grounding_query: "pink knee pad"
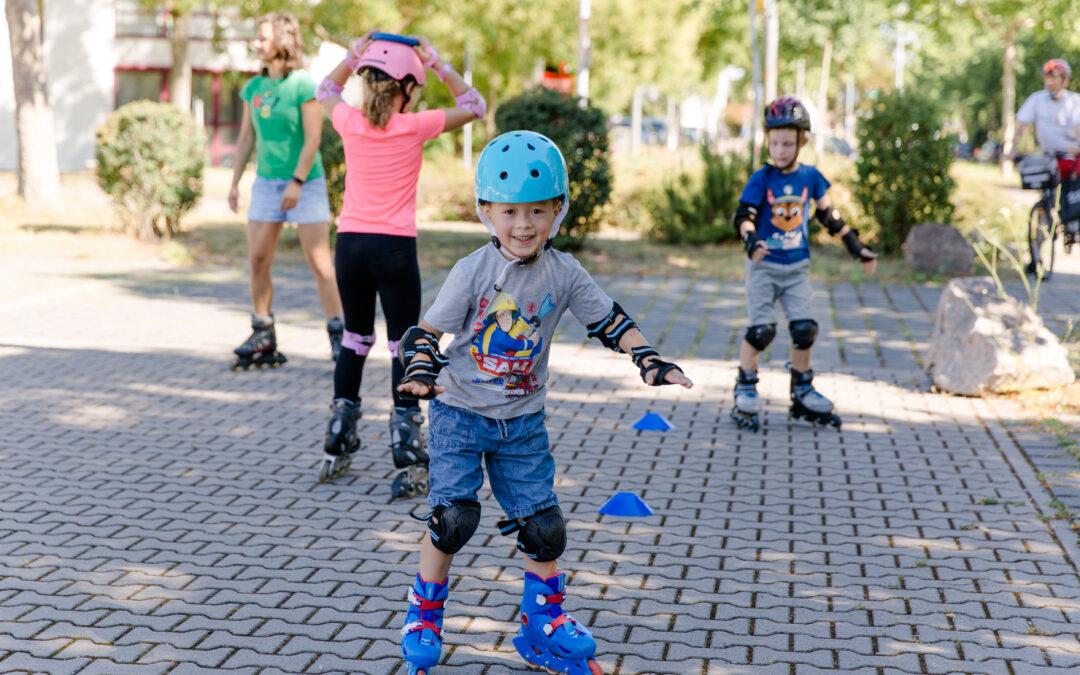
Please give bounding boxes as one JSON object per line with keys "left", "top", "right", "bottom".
{"left": 388, "top": 339, "right": 400, "bottom": 359}
{"left": 342, "top": 331, "right": 375, "bottom": 356}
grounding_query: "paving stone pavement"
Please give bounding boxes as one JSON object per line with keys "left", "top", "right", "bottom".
{"left": 1, "top": 252, "right": 1079, "bottom": 675}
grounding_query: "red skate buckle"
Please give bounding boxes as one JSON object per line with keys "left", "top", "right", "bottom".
{"left": 409, "top": 590, "right": 445, "bottom": 610}
{"left": 543, "top": 613, "right": 572, "bottom": 636}
{"left": 406, "top": 619, "right": 442, "bottom": 637}
{"left": 540, "top": 591, "right": 564, "bottom": 605}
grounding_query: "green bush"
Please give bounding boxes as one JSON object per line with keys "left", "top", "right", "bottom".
{"left": 648, "top": 145, "right": 747, "bottom": 245}
{"left": 495, "top": 88, "right": 612, "bottom": 251}
{"left": 854, "top": 91, "right": 955, "bottom": 255}
{"left": 95, "top": 101, "right": 205, "bottom": 238}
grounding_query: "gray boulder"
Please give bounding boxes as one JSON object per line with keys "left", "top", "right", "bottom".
{"left": 926, "top": 277, "right": 1075, "bottom": 395}
{"left": 904, "top": 224, "right": 974, "bottom": 277}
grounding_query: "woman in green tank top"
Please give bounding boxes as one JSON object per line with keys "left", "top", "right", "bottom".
{"left": 226, "top": 12, "right": 344, "bottom": 369}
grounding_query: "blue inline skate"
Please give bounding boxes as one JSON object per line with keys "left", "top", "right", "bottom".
{"left": 401, "top": 574, "right": 448, "bottom": 675}
{"left": 513, "top": 572, "right": 602, "bottom": 675}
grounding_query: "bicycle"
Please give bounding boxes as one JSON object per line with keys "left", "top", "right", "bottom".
{"left": 1017, "top": 152, "right": 1078, "bottom": 280}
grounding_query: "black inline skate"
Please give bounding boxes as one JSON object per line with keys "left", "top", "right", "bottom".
{"left": 327, "top": 317, "right": 344, "bottom": 362}
{"left": 789, "top": 367, "right": 841, "bottom": 430}
{"left": 231, "top": 314, "right": 287, "bottom": 370}
{"left": 390, "top": 406, "right": 429, "bottom": 499}
{"left": 320, "top": 398, "right": 361, "bottom": 482}
{"left": 730, "top": 367, "right": 763, "bottom": 432}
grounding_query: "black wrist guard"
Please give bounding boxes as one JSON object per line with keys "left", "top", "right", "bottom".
{"left": 742, "top": 230, "right": 763, "bottom": 258}
{"left": 631, "top": 346, "right": 683, "bottom": 386}
{"left": 814, "top": 206, "right": 846, "bottom": 235}
{"left": 398, "top": 325, "right": 448, "bottom": 398}
{"left": 401, "top": 360, "right": 440, "bottom": 399}
{"left": 841, "top": 229, "right": 873, "bottom": 261}
{"left": 586, "top": 302, "right": 637, "bottom": 353}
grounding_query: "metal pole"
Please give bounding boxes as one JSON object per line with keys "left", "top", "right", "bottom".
{"left": 763, "top": 0, "right": 778, "bottom": 103}
{"left": 463, "top": 49, "right": 473, "bottom": 169}
{"left": 631, "top": 85, "right": 643, "bottom": 157}
{"left": 749, "top": 0, "right": 761, "bottom": 168}
{"left": 576, "top": 0, "right": 591, "bottom": 103}
{"left": 894, "top": 20, "right": 905, "bottom": 91}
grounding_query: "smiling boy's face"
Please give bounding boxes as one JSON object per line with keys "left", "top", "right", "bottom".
{"left": 481, "top": 199, "right": 560, "bottom": 260}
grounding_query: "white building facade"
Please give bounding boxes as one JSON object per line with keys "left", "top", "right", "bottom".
{"left": 0, "top": 0, "right": 261, "bottom": 172}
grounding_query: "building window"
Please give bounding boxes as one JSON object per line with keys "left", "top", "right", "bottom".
{"left": 116, "top": 69, "right": 166, "bottom": 107}
{"left": 114, "top": 1, "right": 254, "bottom": 40}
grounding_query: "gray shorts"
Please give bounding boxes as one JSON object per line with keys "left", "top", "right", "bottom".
{"left": 745, "top": 258, "right": 814, "bottom": 326}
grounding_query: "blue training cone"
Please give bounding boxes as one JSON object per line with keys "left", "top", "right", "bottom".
{"left": 599, "top": 492, "right": 654, "bottom": 517}
{"left": 632, "top": 412, "right": 674, "bottom": 431}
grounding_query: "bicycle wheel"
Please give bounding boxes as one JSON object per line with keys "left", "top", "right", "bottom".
{"left": 1027, "top": 200, "right": 1056, "bottom": 279}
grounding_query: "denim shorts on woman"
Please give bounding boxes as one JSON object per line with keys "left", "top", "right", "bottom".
{"left": 247, "top": 175, "right": 331, "bottom": 224}
{"left": 426, "top": 398, "right": 559, "bottom": 520}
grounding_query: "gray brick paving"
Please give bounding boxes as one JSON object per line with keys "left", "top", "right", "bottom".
{"left": 1, "top": 253, "right": 1079, "bottom": 674}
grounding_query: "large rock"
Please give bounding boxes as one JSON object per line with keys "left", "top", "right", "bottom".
{"left": 904, "top": 224, "right": 974, "bottom": 277}
{"left": 926, "top": 277, "right": 1075, "bottom": 396}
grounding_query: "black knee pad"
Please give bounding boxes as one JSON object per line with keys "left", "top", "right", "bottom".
{"left": 497, "top": 505, "right": 566, "bottom": 562}
{"left": 744, "top": 323, "right": 777, "bottom": 352}
{"left": 789, "top": 319, "right": 818, "bottom": 350}
{"left": 428, "top": 499, "right": 481, "bottom": 555}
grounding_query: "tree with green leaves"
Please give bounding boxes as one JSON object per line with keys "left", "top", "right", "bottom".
{"left": 915, "top": 0, "right": 1074, "bottom": 169}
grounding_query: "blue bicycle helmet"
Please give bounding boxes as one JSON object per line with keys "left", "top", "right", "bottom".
{"left": 476, "top": 131, "right": 570, "bottom": 240}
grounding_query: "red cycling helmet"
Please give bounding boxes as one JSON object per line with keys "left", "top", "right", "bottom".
{"left": 764, "top": 96, "right": 811, "bottom": 132}
{"left": 1043, "top": 59, "right": 1072, "bottom": 79}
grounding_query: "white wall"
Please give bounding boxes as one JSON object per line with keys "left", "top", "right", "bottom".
{"left": 44, "top": 0, "right": 116, "bottom": 171}
{"left": 0, "top": 7, "right": 16, "bottom": 172}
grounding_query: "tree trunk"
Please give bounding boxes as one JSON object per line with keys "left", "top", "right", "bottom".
{"left": 169, "top": 9, "right": 192, "bottom": 113}
{"left": 814, "top": 38, "right": 832, "bottom": 160}
{"left": 5, "top": 0, "right": 60, "bottom": 205}
{"left": 1000, "top": 18, "right": 1017, "bottom": 175}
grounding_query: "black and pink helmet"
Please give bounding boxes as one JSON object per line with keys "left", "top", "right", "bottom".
{"left": 764, "top": 96, "right": 811, "bottom": 132}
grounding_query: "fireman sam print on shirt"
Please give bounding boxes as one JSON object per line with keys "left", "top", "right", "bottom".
{"left": 252, "top": 91, "right": 275, "bottom": 119}
{"left": 469, "top": 292, "right": 556, "bottom": 399}
{"left": 764, "top": 184, "right": 808, "bottom": 250}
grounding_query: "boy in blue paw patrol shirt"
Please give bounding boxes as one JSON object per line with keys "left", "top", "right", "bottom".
{"left": 730, "top": 96, "right": 877, "bottom": 433}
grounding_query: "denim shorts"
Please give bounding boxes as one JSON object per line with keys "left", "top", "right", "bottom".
{"left": 247, "top": 175, "right": 331, "bottom": 224}
{"left": 427, "top": 398, "right": 558, "bottom": 520}
{"left": 745, "top": 258, "right": 814, "bottom": 326}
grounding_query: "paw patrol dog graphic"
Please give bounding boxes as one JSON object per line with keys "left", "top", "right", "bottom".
{"left": 765, "top": 184, "right": 808, "bottom": 250}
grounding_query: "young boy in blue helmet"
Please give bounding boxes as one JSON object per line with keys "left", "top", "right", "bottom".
{"left": 731, "top": 96, "right": 877, "bottom": 433}
{"left": 393, "top": 130, "right": 693, "bottom": 675}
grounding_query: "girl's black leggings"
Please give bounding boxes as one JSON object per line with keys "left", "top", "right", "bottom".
{"left": 333, "top": 232, "right": 421, "bottom": 409}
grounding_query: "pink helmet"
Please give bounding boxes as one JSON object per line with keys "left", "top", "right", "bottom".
{"left": 357, "top": 39, "right": 425, "bottom": 85}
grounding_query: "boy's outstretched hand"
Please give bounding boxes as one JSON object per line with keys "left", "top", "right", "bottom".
{"left": 654, "top": 367, "right": 694, "bottom": 389}
{"left": 396, "top": 379, "right": 446, "bottom": 398}
{"left": 859, "top": 249, "right": 879, "bottom": 275}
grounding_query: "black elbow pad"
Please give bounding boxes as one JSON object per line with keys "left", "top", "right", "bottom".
{"left": 814, "top": 206, "right": 846, "bottom": 236}
{"left": 734, "top": 201, "right": 759, "bottom": 230}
